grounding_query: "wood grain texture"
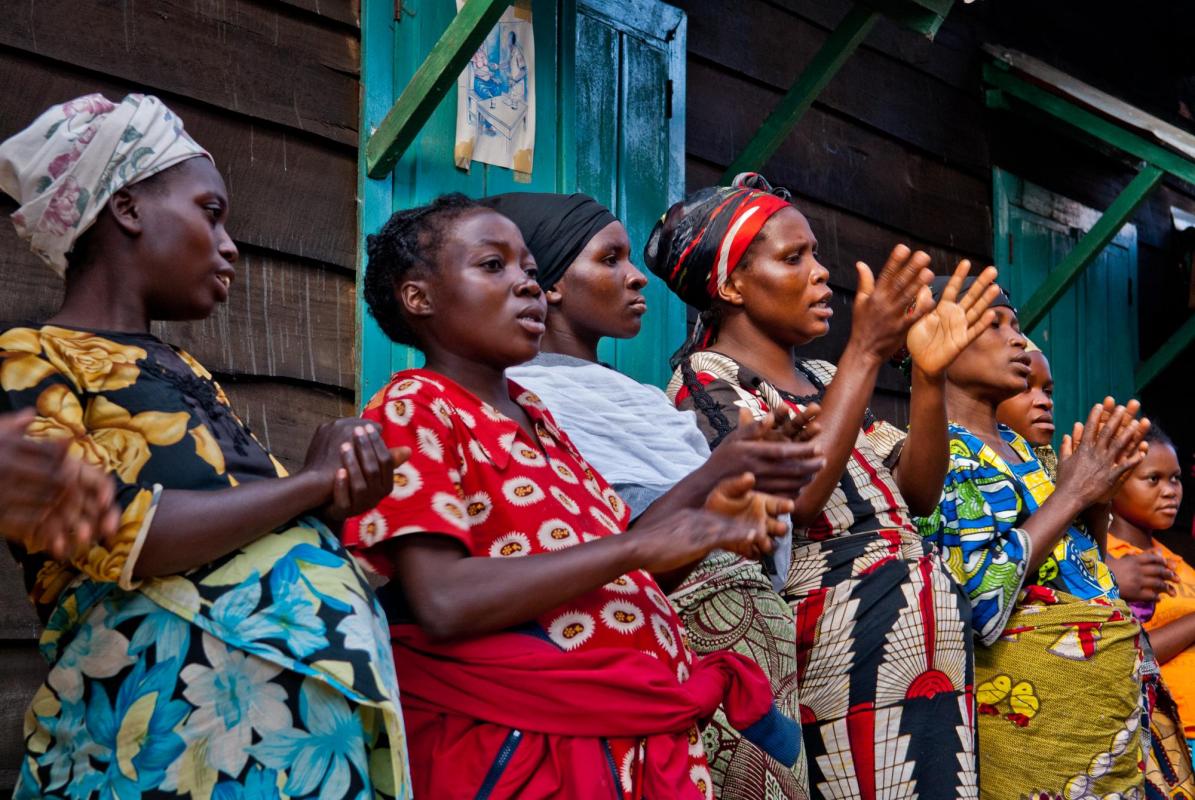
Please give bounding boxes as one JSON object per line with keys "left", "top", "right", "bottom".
{"left": 686, "top": 60, "right": 992, "bottom": 256}
{"left": 219, "top": 379, "right": 356, "bottom": 471}
{"left": 278, "top": 0, "right": 360, "bottom": 27}
{"left": 0, "top": 0, "right": 360, "bottom": 146}
{"left": 0, "top": 52, "right": 359, "bottom": 270}
{"left": 0, "top": 557, "right": 39, "bottom": 642}
{"left": 0, "top": 643, "right": 44, "bottom": 793}
{"left": 675, "top": 0, "right": 989, "bottom": 176}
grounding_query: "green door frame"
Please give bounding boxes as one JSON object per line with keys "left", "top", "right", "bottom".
{"left": 983, "top": 55, "right": 1195, "bottom": 389}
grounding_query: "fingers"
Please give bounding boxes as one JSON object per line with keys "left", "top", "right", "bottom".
{"left": 761, "top": 492, "right": 795, "bottom": 519}
{"left": 964, "top": 282, "right": 1001, "bottom": 326}
{"left": 963, "top": 309, "right": 997, "bottom": 348}
{"left": 907, "top": 285, "right": 935, "bottom": 324}
{"left": 713, "top": 472, "right": 756, "bottom": 503}
{"left": 0, "top": 408, "right": 35, "bottom": 435}
{"left": 960, "top": 265, "right": 999, "bottom": 314}
{"left": 1094, "top": 404, "right": 1128, "bottom": 449}
{"left": 389, "top": 446, "right": 412, "bottom": 467}
{"left": 890, "top": 248, "right": 934, "bottom": 298}
{"left": 737, "top": 406, "right": 770, "bottom": 441}
{"left": 937, "top": 259, "right": 970, "bottom": 306}
{"left": 777, "top": 404, "right": 820, "bottom": 441}
{"left": 340, "top": 441, "right": 368, "bottom": 499}
{"left": 331, "top": 467, "right": 350, "bottom": 514}
{"left": 877, "top": 244, "right": 912, "bottom": 284}
{"left": 854, "top": 261, "right": 876, "bottom": 300}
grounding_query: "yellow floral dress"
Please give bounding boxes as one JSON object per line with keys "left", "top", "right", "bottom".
{"left": 0, "top": 324, "right": 411, "bottom": 800}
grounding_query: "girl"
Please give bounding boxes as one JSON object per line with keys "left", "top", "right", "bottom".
{"left": 345, "top": 193, "right": 801, "bottom": 799}
{"left": 490, "top": 190, "right": 826, "bottom": 798}
{"left": 649, "top": 173, "right": 995, "bottom": 797}
{"left": 0, "top": 94, "right": 411, "bottom": 799}
{"left": 919, "top": 283, "right": 1153, "bottom": 796}
{"left": 1109, "top": 426, "right": 1195, "bottom": 779}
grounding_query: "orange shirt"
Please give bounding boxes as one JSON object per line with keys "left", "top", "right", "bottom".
{"left": 1108, "top": 534, "right": 1195, "bottom": 737}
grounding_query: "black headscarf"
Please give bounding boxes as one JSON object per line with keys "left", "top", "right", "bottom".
{"left": 930, "top": 276, "right": 1015, "bottom": 313}
{"left": 480, "top": 192, "right": 618, "bottom": 290}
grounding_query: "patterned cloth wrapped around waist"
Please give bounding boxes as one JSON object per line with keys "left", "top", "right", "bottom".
{"left": 973, "top": 587, "right": 1147, "bottom": 799}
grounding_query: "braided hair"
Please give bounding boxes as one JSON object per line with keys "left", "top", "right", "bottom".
{"left": 363, "top": 193, "right": 483, "bottom": 347}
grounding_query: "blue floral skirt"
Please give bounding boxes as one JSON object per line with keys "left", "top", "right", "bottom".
{"left": 15, "top": 592, "right": 398, "bottom": 800}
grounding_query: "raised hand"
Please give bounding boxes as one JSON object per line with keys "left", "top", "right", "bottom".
{"left": 906, "top": 260, "right": 1000, "bottom": 377}
{"left": 849, "top": 244, "right": 935, "bottom": 361}
{"left": 704, "top": 471, "right": 794, "bottom": 540}
{"left": 1056, "top": 402, "right": 1150, "bottom": 508}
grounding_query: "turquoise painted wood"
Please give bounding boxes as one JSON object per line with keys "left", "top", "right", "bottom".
{"left": 572, "top": 0, "right": 688, "bottom": 387}
{"left": 358, "top": 0, "right": 688, "bottom": 402}
{"left": 992, "top": 168, "right": 1139, "bottom": 446}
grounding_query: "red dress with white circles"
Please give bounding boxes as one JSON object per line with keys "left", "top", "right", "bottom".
{"left": 344, "top": 370, "right": 712, "bottom": 800}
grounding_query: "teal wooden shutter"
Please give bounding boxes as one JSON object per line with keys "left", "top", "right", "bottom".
{"left": 566, "top": 0, "right": 688, "bottom": 387}
{"left": 993, "top": 168, "right": 1139, "bottom": 444}
{"left": 358, "top": 0, "right": 687, "bottom": 403}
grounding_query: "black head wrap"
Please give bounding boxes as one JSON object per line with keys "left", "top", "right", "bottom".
{"left": 930, "top": 276, "right": 1015, "bottom": 313}
{"left": 480, "top": 192, "right": 618, "bottom": 290}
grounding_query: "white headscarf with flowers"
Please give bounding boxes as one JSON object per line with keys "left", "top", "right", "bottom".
{"left": 0, "top": 93, "right": 211, "bottom": 276}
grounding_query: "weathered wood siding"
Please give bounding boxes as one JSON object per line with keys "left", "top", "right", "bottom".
{"left": 0, "top": 1, "right": 360, "bottom": 787}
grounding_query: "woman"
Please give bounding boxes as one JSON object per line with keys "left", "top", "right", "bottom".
{"left": 0, "top": 94, "right": 411, "bottom": 799}
{"left": 345, "top": 192, "right": 802, "bottom": 799}
{"left": 1109, "top": 425, "right": 1195, "bottom": 780}
{"left": 649, "top": 173, "right": 994, "bottom": 797}
{"left": 917, "top": 285, "right": 1154, "bottom": 796}
{"left": 488, "top": 191, "right": 825, "bottom": 798}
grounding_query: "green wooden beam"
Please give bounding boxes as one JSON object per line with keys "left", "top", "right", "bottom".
{"left": 721, "top": 3, "right": 879, "bottom": 182}
{"left": 365, "top": 0, "right": 511, "bottom": 179}
{"left": 984, "top": 63, "right": 1195, "bottom": 186}
{"left": 1136, "top": 313, "right": 1195, "bottom": 392}
{"left": 1019, "top": 164, "right": 1164, "bottom": 333}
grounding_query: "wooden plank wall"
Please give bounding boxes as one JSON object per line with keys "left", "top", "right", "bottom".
{"left": 0, "top": 0, "right": 360, "bottom": 788}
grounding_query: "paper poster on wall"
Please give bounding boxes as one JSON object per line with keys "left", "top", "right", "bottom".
{"left": 454, "top": 0, "right": 534, "bottom": 182}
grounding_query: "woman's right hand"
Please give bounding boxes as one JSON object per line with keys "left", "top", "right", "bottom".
{"left": 848, "top": 244, "right": 935, "bottom": 361}
{"left": 631, "top": 504, "right": 776, "bottom": 574}
{"left": 1108, "top": 552, "right": 1177, "bottom": 603}
{"left": 1056, "top": 402, "right": 1149, "bottom": 508}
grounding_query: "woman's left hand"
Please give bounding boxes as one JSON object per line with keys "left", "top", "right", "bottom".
{"left": 324, "top": 424, "right": 411, "bottom": 521}
{"left": 906, "top": 260, "right": 1000, "bottom": 378}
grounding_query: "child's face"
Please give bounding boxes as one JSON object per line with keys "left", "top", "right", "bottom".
{"left": 996, "top": 351, "right": 1055, "bottom": 446}
{"left": 413, "top": 209, "right": 547, "bottom": 369}
{"left": 1113, "top": 442, "right": 1183, "bottom": 532}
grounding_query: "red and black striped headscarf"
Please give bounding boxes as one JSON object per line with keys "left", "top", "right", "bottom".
{"left": 643, "top": 173, "right": 792, "bottom": 311}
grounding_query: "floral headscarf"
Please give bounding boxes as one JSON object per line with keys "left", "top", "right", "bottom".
{"left": 0, "top": 93, "right": 211, "bottom": 276}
